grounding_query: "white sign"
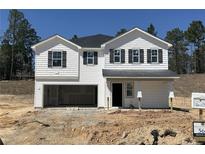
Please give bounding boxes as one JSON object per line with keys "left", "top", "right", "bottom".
{"left": 137, "top": 91, "right": 142, "bottom": 98}
{"left": 169, "top": 91, "right": 175, "bottom": 98}
{"left": 192, "top": 93, "right": 205, "bottom": 109}
{"left": 193, "top": 121, "right": 205, "bottom": 137}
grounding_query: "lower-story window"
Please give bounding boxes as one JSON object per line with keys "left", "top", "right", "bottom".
{"left": 126, "top": 82, "right": 134, "bottom": 97}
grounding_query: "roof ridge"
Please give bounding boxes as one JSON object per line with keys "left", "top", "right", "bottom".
{"left": 72, "top": 34, "right": 113, "bottom": 39}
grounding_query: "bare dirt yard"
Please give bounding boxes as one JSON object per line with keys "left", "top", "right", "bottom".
{"left": 0, "top": 95, "right": 204, "bottom": 145}
{"left": 0, "top": 74, "right": 205, "bottom": 145}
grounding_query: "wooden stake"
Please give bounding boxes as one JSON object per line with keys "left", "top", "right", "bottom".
{"left": 107, "top": 97, "right": 109, "bottom": 110}
{"left": 138, "top": 98, "right": 141, "bottom": 111}
{"left": 170, "top": 98, "right": 173, "bottom": 112}
{"left": 199, "top": 109, "right": 203, "bottom": 120}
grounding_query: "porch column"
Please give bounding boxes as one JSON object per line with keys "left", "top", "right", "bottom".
{"left": 105, "top": 79, "right": 111, "bottom": 108}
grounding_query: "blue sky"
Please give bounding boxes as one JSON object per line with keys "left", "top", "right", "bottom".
{"left": 1, "top": 9, "right": 205, "bottom": 40}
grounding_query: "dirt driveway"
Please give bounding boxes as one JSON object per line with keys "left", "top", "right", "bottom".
{"left": 0, "top": 95, "right": 203, "bottom": 145}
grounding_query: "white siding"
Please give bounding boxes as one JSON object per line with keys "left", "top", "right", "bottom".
{"left": 104, "top": 37, "right": 168, "bottom": 70}
{"left": 34, "top": 49, "right": 106, "bottom": 108}
{"left": 79, "top": 49, "right": 105, "bottom": 107}
{"left": 124, "top": 80, "right": 170, "bottom": 108}
{"left": 35, "top": 43, "right": 79, "bottom": 78}
{"left": 107, "top": 80, "right": 170, "bottom": 109}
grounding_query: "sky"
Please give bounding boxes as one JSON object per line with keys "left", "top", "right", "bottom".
{"left": 1, "top": 9, "right": 205, "bottom": 40}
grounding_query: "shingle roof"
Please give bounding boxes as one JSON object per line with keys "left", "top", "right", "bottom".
{"left": 70, "top": 34, "right": 114, "bottom": 48}
{"left": 102, "top": 69, "right": 179, "bottom": 78}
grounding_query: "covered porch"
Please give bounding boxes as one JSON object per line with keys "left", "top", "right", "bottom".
{"left": 103, "top": 69, "right": 179, "bottom": 109}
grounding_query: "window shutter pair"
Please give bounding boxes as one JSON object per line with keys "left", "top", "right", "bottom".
{"left": 147, "top": 49, "right": 163, "bottom": 63}
{"left": 110, "top": 49, "right": 125, "bottom": 63}
{"left": 83, "top": 51, "right": 98, "bottom": 65}
{"left": 48, "top": 51, "right": 66, "bottom": 68}
{"left": 128, "top": 49, "right": 144, "bottom": 63}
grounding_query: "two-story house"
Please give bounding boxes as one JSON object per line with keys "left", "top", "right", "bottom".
{"left": 31, "top": 27, "right": 179, "bottom": 109}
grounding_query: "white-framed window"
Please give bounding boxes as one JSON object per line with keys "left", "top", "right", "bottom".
{"left": 132, "top": 49, "right": 140, "bottom": 63}
{"left": 87, "top": 51, "right": 94, "bottom": 64}
{"left": 114, "top": 49, "right": 121, "bottom": 63}
{"left": 52, "top": 51, "right": 62, "bottom": 67}
{"left": 151, "top": 49, "right": 158, "bottom": 63}
{"left": 126, "top": 82, "right": 134, "bottom": 97}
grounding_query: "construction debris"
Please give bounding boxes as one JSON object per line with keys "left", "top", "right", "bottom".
{"left": 161, "top": 129, "right": 177, "bottom": 137}
{"left": 0, "top": 138, "right": 4, "bottom": 145}
{"left": 151, "top": 129, "right": 159, "bottom": 145}
{"left": 121, "top": 131, "right": 129, "bottom": 139}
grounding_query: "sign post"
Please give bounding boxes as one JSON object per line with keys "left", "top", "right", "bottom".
{"left": 199, "top": 109, "right": 203, "bottom": 121}
{"left": 137, "top": 91, "right": 142, "bottom": 111}
{"left": 192, "top": 93, "right": 205, "bottom": 143}
{"left": 107, "top": 97, "right": 109, "bottom": 110}
{"left": 169, "top": 91, "right": 175, "bottom": 112}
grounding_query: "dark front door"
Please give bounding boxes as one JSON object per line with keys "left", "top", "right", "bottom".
{"left": 112, "top": 83, "right": 122, "bottom": 107}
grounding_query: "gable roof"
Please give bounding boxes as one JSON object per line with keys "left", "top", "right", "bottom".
{"left": 31, "top": 26, "right": 172, "bottom": 51}
{"left": 70, "top": 34, "right": 113, "bottom": 48}
{"left": 31, "top": 35, "right": 82, "bottom": 51}
{"left": 101, "top": 27, "right": 172, "bottom": 48}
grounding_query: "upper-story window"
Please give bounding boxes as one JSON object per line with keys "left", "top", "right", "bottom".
{"left": 114, "top": 49, "right": 121, "bottom": 63}
{"left": 87, "top": 52, "right": 94, "bottom": 64}
{"left": 128, "top": 49, "right": 144, "bottom": 64}
{"left": 83, "top": 51, "right": 98, "bottom": 65}
{"left": 132, "top": 49, "right": 140, "bottom": 63}
{"left": 48, "top": 51, "right": 66, "bottom": 68}
{"left": 53, "top": 51, "right": 62, "bottom": 67}
{"left": 110, "top": 49, "right": 125, "bottom": 64}
{"left": 151, "top": 49, "right": 158, "bottom": 63}
{"left": 147, "top": 49, "right": 163, "bottom": 64}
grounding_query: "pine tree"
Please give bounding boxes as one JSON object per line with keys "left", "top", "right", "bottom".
{"left": 115, "top": 28, "right": 127, "bottom": 37}
{"left": 147, "top": 24, "right": 157, "bottom": 36}
{"left": 185, "top": 21, "right": 205, "bottom": 73}
{"left": 0, "top": 9, "right": 40, "bottom": 79}
{"left": 165, "top": 28, "right": 188, "bottom": 74}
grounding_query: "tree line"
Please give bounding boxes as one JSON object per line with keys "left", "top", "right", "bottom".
{"left": 1, "top": 10, "right": 205, "bottom": 80}
{"left": 0, "top": 10, "right": 40, "bottom": 80}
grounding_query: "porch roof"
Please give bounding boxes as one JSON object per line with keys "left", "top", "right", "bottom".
{"left": 102, "top": 69, "right": 179, "bottom": 79}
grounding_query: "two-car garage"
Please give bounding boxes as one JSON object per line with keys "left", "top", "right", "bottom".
{"left": 43, "top": 85, "right": 98, "bottom": 107}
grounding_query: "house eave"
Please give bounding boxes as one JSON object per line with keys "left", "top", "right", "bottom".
{"left": 31, "top": 34, "right": 82, "bottom": 52}
{"left": 104, "top": 76, "right": 180, "bottom": 79}
{"left": 80, "top": 47, "right": 101, "bottom": 51}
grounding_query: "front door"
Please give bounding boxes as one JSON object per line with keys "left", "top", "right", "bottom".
{"left": 112, "top": 83, "right": 122, "bottom": 107}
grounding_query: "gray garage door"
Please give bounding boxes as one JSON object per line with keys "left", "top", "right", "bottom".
{"left": 43, "top": 85, "right": 97, "bottom": 107}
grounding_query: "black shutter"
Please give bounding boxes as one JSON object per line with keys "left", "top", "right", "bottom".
{"left": 62, "top": 51, "right": 66, "bottom": 67}
{"left": 128, "top": 49, "right": 133, "bottom": 63}
{"left": 48, "top": 51, "right": 52, "bottom": 68}
{"left": 83, "top": 52, "right": 87, "bottom": 65}
{"left": 158, "top": 49, "right": 163, "bottom": 63}
{"left": 147, "top": 49, "right": 151, "bottom": 63}
{"left": 121, "top": 49, "right": 125, "bottom": 63}
{"left": 110, "top": 49, "right": 114, "bottom": 63}
{"left": 94, "top": 52, "right": 98, "bottom": 65}
{"left": 140, "top": 49, "right": 144, "bottom": 63}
